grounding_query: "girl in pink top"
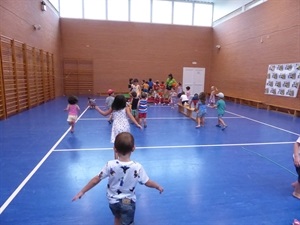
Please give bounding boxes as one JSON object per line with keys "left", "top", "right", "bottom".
{"left": 65, "top": 96, "right": 80, "bottom": 133}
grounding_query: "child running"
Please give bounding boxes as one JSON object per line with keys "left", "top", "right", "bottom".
{"left": 64, "top": 96, "right": 80, "bottom": 133}
{"left": 87, "top": 97, "right": 96, "bottom": 109}
{"left": 95, "top": 95, "right": 142, "bottom": 158}
{"left": 195, "top": 92, "right": 207, "bottom": 128}
{"left": 213, "top": 92, "right": 227, "bottom": 130}
{"left": 130, "top": 91, "right": 139, "bottom": 123}
{"left": 72, "top": 132, "right": 164, "bottom": 225}
{"left": 138, "top": 92, "right": 148, "bottom": 128}
{"left": 106, "top": 89, "right": 115, "bottom": 124}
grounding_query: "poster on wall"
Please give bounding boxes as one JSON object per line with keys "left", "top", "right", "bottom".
{"left": 264, "top": 62, "right": 300, "bottom": 97}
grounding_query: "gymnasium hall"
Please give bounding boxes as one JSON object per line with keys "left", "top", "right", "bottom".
{"left": 0, "top": 0, "right": 299, "bottom": 224}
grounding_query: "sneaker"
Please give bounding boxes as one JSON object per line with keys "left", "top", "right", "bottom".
{"left": 195, "top": 125, "right": 201, "bottom": 128}
{"left": 108, "top": 120, "right": 112, "bottom": 124}
{"left": 216, "top": 124, "right": 221, "bottom": 128}
{"left": 222, "top": 125, "right": 227, "bottom": 130}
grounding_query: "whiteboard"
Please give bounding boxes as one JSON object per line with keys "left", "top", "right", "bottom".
{"left": 182, "top": 67, "right": 205, "bottom": 95}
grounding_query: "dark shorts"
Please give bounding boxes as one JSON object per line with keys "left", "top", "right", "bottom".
{"left": 109, "top": 198, "right": 136, "bottom": 225}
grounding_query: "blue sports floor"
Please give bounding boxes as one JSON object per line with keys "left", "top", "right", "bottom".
{"left": 0, "top": 96, "right": 299, "bottom": 225}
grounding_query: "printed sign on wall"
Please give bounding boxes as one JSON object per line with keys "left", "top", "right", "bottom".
{"left": 265, "top": 63, "right": 300, "bottom": 97}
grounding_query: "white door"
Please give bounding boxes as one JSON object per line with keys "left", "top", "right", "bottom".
{"left": 182, "top": 67, "right": 205, "bottom": 95}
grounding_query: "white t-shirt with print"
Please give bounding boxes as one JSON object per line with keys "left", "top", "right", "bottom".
{"left": 99, "top": 160, "right": 149, "bottom": 204}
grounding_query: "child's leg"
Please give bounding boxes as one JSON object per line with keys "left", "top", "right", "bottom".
{"left": 114, "top": 216, "right": 121, "bottom": 225}
{"left": 196, "top": 116, "right": 200, "bottom": 127}
{"left": 69, "top": 121, "right": 75, "bottom": 132}
{"left": 201, "top": 116, "right": 205, "bottom": 126}
{"left": 219, "top": 118, "right": 226, "bottom": 126}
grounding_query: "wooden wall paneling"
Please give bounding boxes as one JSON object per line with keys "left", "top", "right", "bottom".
{"left": 47, "top": 53, "right": 55, "bottom": 99}
{"left": 63, "top": 59, "right": 78, "bottom": 95}
{"left": 14, "top": 40, "right": 28, "bottom": 112}
{"left": 27, "top": 46, "right": 38, "bottom": 107}
{"left": 41, "top": 50, "right": 48, "bottom": 101}
{"left": 63, "top": 59, "right": 93, "bottom": 96}
{"left": 0, "top": 37, "right": 6, "bottom": 119}
{"left": 34, "top": 49, "right": 44, "bottom": 104}
{"left": 77, "top": 60, "right": 93, "bottom": 95}
{"left": 0, "top": 35, "right": 56, "bottom": 119}
{"left": 23, "top": 43, "right": 31, "bottom": 108}
{"left": 2, "top": 38, "right": 17, "bottom": 117}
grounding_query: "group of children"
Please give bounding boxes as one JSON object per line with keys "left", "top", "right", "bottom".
{"left": 65, "top": 84, "right": 227, "bottom": 135}
{"left": 177, "top": 85, "right": 227, "bottom": 130}
{"left": 65, "top": 88, "right": 300, "bottom": 225}
{"left": 128, "top": 74, "right": 181, "bottom": 106}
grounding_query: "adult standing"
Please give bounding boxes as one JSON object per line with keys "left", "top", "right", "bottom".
{"left": 166, "top": 73, "right": 177, "bottom": 90}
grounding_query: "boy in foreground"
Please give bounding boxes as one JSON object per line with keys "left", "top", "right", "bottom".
{"left": 72, "top": 132, "right": 164, "bottom": 225}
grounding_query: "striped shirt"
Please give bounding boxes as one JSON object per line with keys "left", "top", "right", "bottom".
{"left": 138, "top": 99, "right": 148, "bottom": 113}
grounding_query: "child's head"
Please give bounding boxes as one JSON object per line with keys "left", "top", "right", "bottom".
{"left": 131, "top": 91, "right": 137, "bottom": 98}
{"left": 192, "top": 93, "right": 199, "bottom": 100}
{"left": 186, "top": 86, "right": 190, "bottom": 91}
{"left": 141, "top": 92, "right": 147, "bottom": 99}
{"left": 133, "top": 78, "right": 139, "bottom": 84}
{"left": 114, "top": 132, "right": 135, "bottom": 156}
{"left": 111, "top": 95, "right": 127, "bottom": 110}
{"left": 107, "top": 89, "right": 114, "bottom": 96}
{"left": 216, "top": 92, "right": 224, "bottom": 98}
{"left": 68, "top": 96, "right": 78, "bottom": 105}
{"left": 199, "top": 92, "right": 206, "bottom": 102}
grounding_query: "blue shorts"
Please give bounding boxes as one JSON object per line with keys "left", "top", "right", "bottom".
{"left": 109, "top": 198, "right": 136, "bottom": 225}
{"left": 197, "top": 112, "right": 206, "bottom": 118}
{"left": 218, "top": 113, "right": 224, "bottom": 118}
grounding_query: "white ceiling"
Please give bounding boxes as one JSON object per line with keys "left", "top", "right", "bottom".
{"left": 210, "top": 0, "right": 253, "bottom": 21}
{"left": 184, "top": 0, "right": 254, "bottom": 21}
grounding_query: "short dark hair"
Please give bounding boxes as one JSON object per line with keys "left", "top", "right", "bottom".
{"left": 114, "top": 132, "right": 134, "bottom": 155}
{"left": 131, "top": 91, "right": 137, "bottom": 98}
{"left": 68, "top": 96, "right": 78, "bottom": 105}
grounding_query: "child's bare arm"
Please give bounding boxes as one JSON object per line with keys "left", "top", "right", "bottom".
{"left": 64, "top": 104, "right": 69, "bottom": 111}
{"left": 95, "top": 106, "right": 112, "bottom": 116}
{"left": 145, "top": 179, "right": 164, "bottom": 193}
{"left": 72, "top": 175, "right": 101, "bottom": 201}
{"left": 126, "top": 107, "right": 142, "bottom": 129}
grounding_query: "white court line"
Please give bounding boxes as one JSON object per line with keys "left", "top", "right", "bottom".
{"left": 53, "top": 141, "right": 294, "bottom": 152}
{"left": 0, "top": 107, "right": 90, "bottom": 215}
{"left": 226, "top": 110, "right": 299, "bottom": 136}
{"left": 79, "top": 116, "right": 240, "bottom": 121}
